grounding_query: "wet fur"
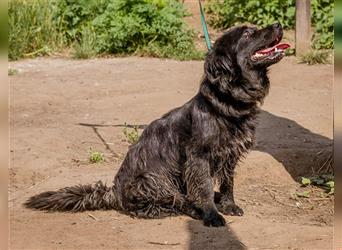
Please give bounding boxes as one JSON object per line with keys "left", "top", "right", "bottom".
{"left": 25, "top": 24, "right": 283, "bottom": 227}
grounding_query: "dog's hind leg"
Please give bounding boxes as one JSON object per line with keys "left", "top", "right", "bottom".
{"left": 122, "top": 172, "right": 200, "bottom": 219}
{"left": 185, "top": 157, "right": 226, "bottom": 227}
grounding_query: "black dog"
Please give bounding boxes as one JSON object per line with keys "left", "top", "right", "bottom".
{"left": 25, "top": 23, "right": 289, "bottom": 227}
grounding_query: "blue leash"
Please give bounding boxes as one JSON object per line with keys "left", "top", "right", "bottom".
{"left": 198, "top": 0, "right": 212, "bottom": 50}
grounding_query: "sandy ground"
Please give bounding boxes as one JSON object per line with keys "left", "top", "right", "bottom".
{"left": 9, "top": 55, "right": 333, "bottom": 249}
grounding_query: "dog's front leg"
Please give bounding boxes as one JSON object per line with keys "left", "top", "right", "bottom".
{"left": 185, "top": 157, "right": 226, "bottom": 227}
{"left": 216, "top": 168, "right": 244, "bottom": 216}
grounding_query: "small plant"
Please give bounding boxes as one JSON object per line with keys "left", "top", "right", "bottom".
{"left": 285, "top": 47, "right": 295, "bottom": 56}
{"left": 295, "top": 190, "right": 310, "bottom": 198}
{"left": 72, "top": 26, "right": 97, "bottom": 59}
{"left": 301, "top": 174, "right": 334, "bottom": 195}
{"left": 123, "top": 125, "right": 140, "bottom": 144}
{"left": 8, "top": 68, "right": 18, "bottom": 76}
{"left": 299, "top": 50, "right": 331, "bottom": 65}
{"left": 89, "top": 148, "right": 105, "bottom": 163}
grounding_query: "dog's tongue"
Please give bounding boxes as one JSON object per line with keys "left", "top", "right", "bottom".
{"left": 257, "top": 43, "right": 291, "bottom": 54}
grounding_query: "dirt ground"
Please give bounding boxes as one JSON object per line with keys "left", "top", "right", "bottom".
{"left": 9, "top": 55, "right": 333, "bottom": 250}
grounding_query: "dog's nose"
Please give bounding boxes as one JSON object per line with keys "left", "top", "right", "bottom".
{"left": 273, "top": 23, "right": 282, "bottom": 29}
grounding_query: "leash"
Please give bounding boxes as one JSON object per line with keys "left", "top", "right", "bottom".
{"left": 198, "top": 0, "right": 212, "bottom": 50}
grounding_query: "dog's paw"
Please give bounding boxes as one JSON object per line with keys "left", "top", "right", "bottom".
{"left": 203, "top": 210, "right": 226, "bottom": 227}
{"left": 218, "top": 202, "right": 244, "bottom": 216}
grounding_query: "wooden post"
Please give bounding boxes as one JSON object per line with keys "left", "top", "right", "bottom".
{"left": 295, "top": 0, "right": 311, "bottom": 57}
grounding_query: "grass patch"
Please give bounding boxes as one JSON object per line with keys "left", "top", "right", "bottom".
{"left": 299, "top": 50, "right": 331, "bottom": 65}
{"left": 8, "top": 68, "right": 18, "bottom": 76}
{"left": 9, "top": 0, "right": 64, "bottom": 60}
{"left": 89, "top": 149, "right": 105, "bottom": 163}
{"left": 123, "top": 125, "right": 140, "bottom": 144}
{"left": 72, "top": 26, "right": 97, "bottom": 59}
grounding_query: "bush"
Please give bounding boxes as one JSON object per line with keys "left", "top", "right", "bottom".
{"left": 9, "top": 0, "right": 202, "bottom": 60}
{"left": 311, "top": 0, "right": 334, "bottom": 50}
{"left": 61, "top": 0, "right": 202, "bottom": 60}
{"left": 205, "top": 0, "right": 333, "bottom": 50}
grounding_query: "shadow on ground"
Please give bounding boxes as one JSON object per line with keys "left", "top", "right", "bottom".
{"left": 187, "top": 220, "right": 246, "bottom": 250}
{"left": 255, "top": 110, "right": 332, "bottom": 179}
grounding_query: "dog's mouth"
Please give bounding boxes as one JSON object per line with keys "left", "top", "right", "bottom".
{"left": 251, "top": 36, "right": 290, "bottom": 63}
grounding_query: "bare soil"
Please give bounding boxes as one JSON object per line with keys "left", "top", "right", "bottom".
{"left": 9, "top": 55, "right": 333, "bottom": 250}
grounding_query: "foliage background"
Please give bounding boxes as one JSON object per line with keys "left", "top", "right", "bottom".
{"left": 9, "top": 0, "right": 203, "bottom": 60}
{"left": 205, "top": 0, "right": 334, "bottom": 50}
{"left": 9, "top": 0, "right": 334, "bottom": 61}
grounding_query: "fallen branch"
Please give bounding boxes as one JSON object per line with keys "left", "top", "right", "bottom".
{"left": 148, "top": 241, "right": 180, "bottom": 246}
{"left": 88, "top": 213, "right": 99, "bottom": 221}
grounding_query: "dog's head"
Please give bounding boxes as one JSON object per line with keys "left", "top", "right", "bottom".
{"left": 204, "top": 23, "right": 290, "bottom": 84}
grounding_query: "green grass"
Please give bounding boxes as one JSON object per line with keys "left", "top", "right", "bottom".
{"left": 8, "top": 0, "right": 65, "bottom": 60}
{"left": 123, "top": 125, "right": 140, "bottom": 144}
{"left": 72, "top": 26, "right": 97, "bottom": 59}
{"left": 8, "top": 68, "right": 18, "bottom": 76}
{"left": 299, "top": 50, "right": 332, "bottom": 65}
{"left": 89, "top": 149, "right": 105, "bottom": 163}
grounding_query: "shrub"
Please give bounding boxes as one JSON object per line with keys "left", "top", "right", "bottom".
{"left": 9, "top": 0, "right": 203, "bottom": 60}
{"left": 58, "top": 0, "right": 204, "bottom": 60}
{"left": 311, "top": 0, "right": 334, "bottom": 50}
{"left": 205, "top": 0, "right": 333, "bottom": 50}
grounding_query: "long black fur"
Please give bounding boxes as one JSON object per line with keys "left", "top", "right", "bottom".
{"left": 25, "top": 23, "right": 285, "bottom": 227}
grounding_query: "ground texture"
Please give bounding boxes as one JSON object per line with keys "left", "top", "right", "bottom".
{"left": 10, "top": 56, "right": 333, "bottom": 249}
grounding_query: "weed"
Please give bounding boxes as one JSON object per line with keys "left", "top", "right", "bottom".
{"left": 285, "top": 48, "right": 295, "bottom": 56}
{"left": 89, "top": 149, "right": 105, "bottom": 163}
{"left": 8, "top": 68, "right": 18, "bottom": 76}
{"left": 8, "top": 0, "right": 65, "bottom": 60}
{"left": 295, "top": 191, "right": 310, "bottom": 198}
{"left": 299, "top": 50, "right": 331, "bottom": 65}
{"left": 72, "top": 26, "right": 97, "bottom": 59}
{"left": 123, "top": 125, "right": 140, "bottom": 144}
{"left": 300, "top": 174, "right": 334, "bottom": 195}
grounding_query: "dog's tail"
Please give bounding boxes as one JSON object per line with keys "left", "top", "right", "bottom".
{"left": 24, "top": 181, "right": 118, "bottom": 212}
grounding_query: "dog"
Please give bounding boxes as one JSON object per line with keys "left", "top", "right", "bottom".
{"left": 25, "top": 23, "right": 289, "bottom": 227}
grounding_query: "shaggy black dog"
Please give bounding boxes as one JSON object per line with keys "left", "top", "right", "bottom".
{"left": 25, "top": 23, "right": 290, "bottom": 227}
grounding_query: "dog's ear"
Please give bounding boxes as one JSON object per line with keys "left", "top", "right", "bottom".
{"left": 204, "top": 50, "right": 235, "bottom": 83}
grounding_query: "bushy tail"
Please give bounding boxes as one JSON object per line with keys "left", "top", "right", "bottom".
{"left": 24, "top": 181, "right": 118, "bottom": 212}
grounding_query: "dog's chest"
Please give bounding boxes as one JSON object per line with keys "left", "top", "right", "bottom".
{"left": 209, "top": 119, "right": 256, "bottom": 170}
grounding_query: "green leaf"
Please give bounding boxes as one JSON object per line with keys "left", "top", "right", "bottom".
{"left": 325, "top": 181, "right": 334, "bottom": 188}
{"left": 295, "top": 191, "right": 310, "bottom": 198}
{"left": 301, "top": 177, "right": 311, "bottom": 186}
